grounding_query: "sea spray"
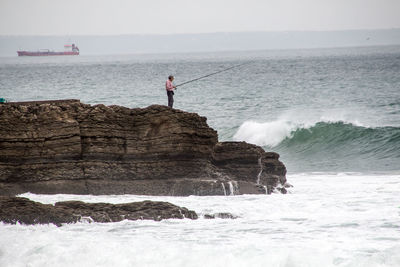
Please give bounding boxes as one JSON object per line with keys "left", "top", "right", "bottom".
{"left": 228, "top": 182, "right": 234, "bottom": 196}
{"left": 221, "top": 182, "right": 227, "bottom": 196}
{"left": 228, "top": 181, "right": 238, "bottom": 196}
{"left": 263, "top": 185, "right": 268, "bottom": 194}
{"left": 257, "top": 157, "right": 263, "bottom": 184}
{"left": 233, "top": 120, "right": 295, "bottom": 147}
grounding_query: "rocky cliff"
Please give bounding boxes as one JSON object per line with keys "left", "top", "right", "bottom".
{"left": 0, "top": 100, "right": 288, "bottom": 196}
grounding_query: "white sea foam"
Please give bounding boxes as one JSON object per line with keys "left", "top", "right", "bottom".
{"left": 221, "top": 182, "right": 227, "bottom": 196}
{"left": 233, "top": 119, "right": 295, "bottom": 147}
{"left": 1, "top": 173, "right": 399, "bottom": 267}
{"left": 228, "top": 181, "right": 237, "bottom": 196}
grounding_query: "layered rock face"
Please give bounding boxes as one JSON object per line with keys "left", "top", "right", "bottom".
{"left": 0, "top": 100, "right": 288, "bottom": 196}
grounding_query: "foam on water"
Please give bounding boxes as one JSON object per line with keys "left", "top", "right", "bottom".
{"left": 1, "top": 173, "right": 399, "bottom": 267}
{"left": 234, "top": 119, "right": 295, "bottom": 147}
{"left": 221, "top": 182, "right": 227, "bottom": 196}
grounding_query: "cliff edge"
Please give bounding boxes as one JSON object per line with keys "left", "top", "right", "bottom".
{"left": 0, "top": 100, "right": 288, "bottom": 196}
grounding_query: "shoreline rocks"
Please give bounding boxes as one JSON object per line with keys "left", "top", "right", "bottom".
{"left": 0, "top": 196, "right": 197, "bottom": 226}
{"left": 0, "top": 100, "right": 288, "bottom": 196}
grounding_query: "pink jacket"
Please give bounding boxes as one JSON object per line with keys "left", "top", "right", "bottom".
{"left": 166, "top": 80, "right": 175, "bottom": 91}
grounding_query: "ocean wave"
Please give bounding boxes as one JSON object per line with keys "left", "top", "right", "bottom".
{"left": 234, "top": 119, "right": 400, "bottom": 163}
{"left": 233, "top": 120, "right": 296, "bottom": 147}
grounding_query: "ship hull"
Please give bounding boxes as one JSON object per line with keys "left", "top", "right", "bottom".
{"left": 17, "top": 51, "right": 79, "bottom": 56}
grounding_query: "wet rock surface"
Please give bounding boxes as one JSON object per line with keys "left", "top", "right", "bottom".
{"left": 0, "top": 196, "right": 198, "bottom": 226}
{"left": 0, "top": 100, "right": 288, "bottom": 196}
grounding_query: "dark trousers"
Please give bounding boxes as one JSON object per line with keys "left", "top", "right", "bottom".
{"left": 167, "top": 91, "right": 174, "bottom": 108}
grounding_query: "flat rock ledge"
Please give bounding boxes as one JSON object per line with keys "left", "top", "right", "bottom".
{"left": 0, "top": 100, "right": 289, "bottom": 196}
{"left": 0, "top": 196, "right": 198, "bottom": 226}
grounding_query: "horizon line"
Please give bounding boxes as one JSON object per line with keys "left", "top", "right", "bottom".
{"left": 1, "top": 28, "right": 400, "bottom": 37}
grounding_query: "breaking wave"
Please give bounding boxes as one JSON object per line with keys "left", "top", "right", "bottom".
{"left": 234, "top": 119, "right": 400, "bottom": 172}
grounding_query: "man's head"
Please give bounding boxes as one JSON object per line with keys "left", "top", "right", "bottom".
{"left": 168, "top": 75, "right": 174, "bottom": 81}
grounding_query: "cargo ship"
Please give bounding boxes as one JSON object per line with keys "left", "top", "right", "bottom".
{"left": 17, "top": 44, "right": 79, "bottom": 56}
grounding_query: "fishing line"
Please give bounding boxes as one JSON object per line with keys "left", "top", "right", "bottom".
{"left": 175, "top": 62, "right": 250, "bottom": 88}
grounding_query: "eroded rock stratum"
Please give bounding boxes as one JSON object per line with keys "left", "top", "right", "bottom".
{"left": 0, "top": 100, "right": 288, "bottom": 196}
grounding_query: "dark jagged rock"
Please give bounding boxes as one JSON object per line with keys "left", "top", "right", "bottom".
{"left": 0, "top": 196, "right": 78, "bottom": 226}
{"left": 0, "top": 100, "right": 288, "bottom": 196}
{"left": 212, "top": 142, "right": 287, "bottom": 194}
{"left": 0, "top": 196, "right": 197, "bottom": 226}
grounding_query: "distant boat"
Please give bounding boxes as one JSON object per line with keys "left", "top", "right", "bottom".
{"left": 17, "top": 44, "right": 80, "bottom": 56}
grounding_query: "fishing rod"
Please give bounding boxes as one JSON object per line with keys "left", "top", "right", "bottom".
{"left": 175, "top": 62, "right": 249, "bottom": 88}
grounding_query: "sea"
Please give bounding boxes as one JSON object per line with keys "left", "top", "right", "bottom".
{"left": 0, "top": 45, "right": 399, "bottom": 267}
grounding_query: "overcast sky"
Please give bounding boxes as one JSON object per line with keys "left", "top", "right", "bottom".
{"left": 1, "top": 0, "right": 399, "bottom": 35}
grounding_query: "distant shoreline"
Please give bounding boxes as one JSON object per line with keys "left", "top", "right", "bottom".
{"left": 1, "top": 44, "right": 400, "bottom": 59}
{"left": 2, "top": 28, "right": 400, "bottom": 37}
{"left": 1, "top": 28, "right": 400, "bottom": 57}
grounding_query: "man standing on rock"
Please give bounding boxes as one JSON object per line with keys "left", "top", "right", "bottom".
{"left": 166, "top": 75, "right": 176, "bottom": 108}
